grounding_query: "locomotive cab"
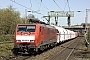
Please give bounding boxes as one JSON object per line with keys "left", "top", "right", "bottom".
{"left": 16, "top": 25, "right": 36, "bottom": 43}
{"left": 13, "top": 24, "right": 38, "bottom": 55}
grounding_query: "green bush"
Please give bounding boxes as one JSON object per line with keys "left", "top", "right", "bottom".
{"left": 88, "top": 28, "right": 90, "bottom": 42}
{"left": 0, "top": 34, "right": 14, "bottom": 42}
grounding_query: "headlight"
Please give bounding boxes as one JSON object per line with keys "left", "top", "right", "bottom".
{"left": 30, "top": 40, "right": 34, "bottom": 42}
{"left": 17, "top": 40, "right": 21, "bottom": 42}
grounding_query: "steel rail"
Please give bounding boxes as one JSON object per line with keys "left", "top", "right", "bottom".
{"left": 49, "top": 39, "right": 76, "bottom": 60}
{"left": 0, "top": 42, "right": 13, "bottom": 44}
{"left": 66, "top": 41, "right": 79, "bottom": 60}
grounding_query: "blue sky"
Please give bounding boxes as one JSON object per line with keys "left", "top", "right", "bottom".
{"left": 0, "top": 0, "right": 90, "bottom": 26}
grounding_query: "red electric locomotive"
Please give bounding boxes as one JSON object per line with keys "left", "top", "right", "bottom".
{"left": 13, "top": 23, "right": 57, "bottom": 55}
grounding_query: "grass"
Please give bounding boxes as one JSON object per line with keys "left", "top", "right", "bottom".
{"left": 70, "top": 27, "right": 90, "bottom": 59}
{"left": 0, "top": 34, "right": 14, "bottom": 60}
{"left": 0, "top": 43, "right": 14, "bottom": 60}
{"left": 0, "top": 34, "right": 14, "bottom": 42}
{"left": 88, "top": 29, "right": 90, "bottom": 42}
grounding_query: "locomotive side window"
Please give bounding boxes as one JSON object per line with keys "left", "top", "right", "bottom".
{"left": 27, "top": 25, "right": 36, "bottom": 32}
{"left": 40, "top": 27, "right": 43, "bottom": 32}
{"left": 40, "top": 27, "right": 42, "bottom": 32}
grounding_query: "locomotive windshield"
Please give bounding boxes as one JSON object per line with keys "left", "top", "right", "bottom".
{"left": 18, "top": 25, "right": 36, "bottom": 32}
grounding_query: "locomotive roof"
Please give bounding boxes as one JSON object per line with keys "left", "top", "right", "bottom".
{"left": 17, "top": 24, "right": 55, "bottom": 29}
{"left": 17, "top": 23, "right": 42, "bottom": 25}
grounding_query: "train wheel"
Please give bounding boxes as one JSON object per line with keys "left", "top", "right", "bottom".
{"left": 28, "top": 48, "right": 35, "bottom": 54}
{"left": 12, "top": 48, "right": 19, "bottom": 56}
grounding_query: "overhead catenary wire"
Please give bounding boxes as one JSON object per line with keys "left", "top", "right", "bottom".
{"left": 35, "top": 0, "right": 41, "bottom": 12}
{"left": 41, "top": 0, "right": 42, "bottom": 2}
{"left": 53, "top": 0, "right": 62, "bottom": 10}
{"left": 10, "top": 0, "right": 44, "bottom": 15}
{"left": 41, "top": 1, "right": 49, "bottom": 10}
{"left": 52, "top": 0, "right": 67, "bottom": 16}
{"left": 30, "top": 0, "right": 32, "bottom": 10}
{"left": 63, "top": 0, "right": 67, "bottom": 11}
{"left": 37, "top": 0, "right": 41, "bottom": 11}
{"left": 35, "top": 0, "right": 49, "bottom": 11}
{"left": 67, "top": 0, "right": 70, "bottom": 11}
{"left": 10, "top": 0, "right": 30, "bottom": 10}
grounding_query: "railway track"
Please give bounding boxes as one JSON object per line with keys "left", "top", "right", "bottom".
{"left": 5, "top": 37, "right": 82, "bottom": 60}
{"left": 49, "top": 37, "right": 80, "bottom": 60}
{"left": 5, "top": 53, "right": 34, "bottom": 60}
{"left": 0, "top": 42, "right": 13, "bottom": 44}
{"left": 6, "top": 55, "right": 31, "bottom": 60}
